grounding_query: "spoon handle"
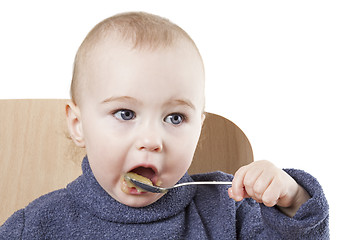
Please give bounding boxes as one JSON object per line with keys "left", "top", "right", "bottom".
{"left": 173, "top": 181, "right": 233, "bottom": 188}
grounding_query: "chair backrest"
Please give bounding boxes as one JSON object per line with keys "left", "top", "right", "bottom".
{"left": 0, "top": 99, "right": 253, "bottom": 224}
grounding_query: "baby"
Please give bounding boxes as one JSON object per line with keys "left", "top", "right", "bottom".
{"left": 0, "top": 12, "right": 329, "bottom": 239}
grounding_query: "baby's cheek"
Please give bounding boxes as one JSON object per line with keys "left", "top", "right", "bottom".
{"left": 167, "top": 149, "right": 193, "bottom": 174}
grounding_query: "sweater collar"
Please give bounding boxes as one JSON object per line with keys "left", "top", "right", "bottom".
{"left": 67, "top": 156, "right": 197, "bottom": 223}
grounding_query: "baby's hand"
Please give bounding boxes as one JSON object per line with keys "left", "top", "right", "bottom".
{"left": 228, "top": 160, "right": 310, "bottom": 217}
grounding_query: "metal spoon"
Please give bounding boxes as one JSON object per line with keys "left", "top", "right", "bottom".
{"left": 124, "top": 175, "right": 232, "bottom": 193}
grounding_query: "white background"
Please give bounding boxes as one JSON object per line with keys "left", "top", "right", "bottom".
{"left": 1, "top": 0, "right": 344, "bottom": 238}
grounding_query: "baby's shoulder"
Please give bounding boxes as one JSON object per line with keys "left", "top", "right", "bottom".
{"left": 24, "top": 188, "right": 75, "bottom": 224}
{"left": 27, "top": 188, "right": 70, "bottom": 208}
{"left": 1, "top": 188, "right": 74, "bottom": 237}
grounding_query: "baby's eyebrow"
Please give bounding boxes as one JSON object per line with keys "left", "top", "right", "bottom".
{"left": 101, "top": 96, "right": 195, "bottom": 110}
{"left": 165, "top": 98, "right": 195, "bottom": 110}
{"left": 101, "top": 96, "right": 139, "bottom": 104}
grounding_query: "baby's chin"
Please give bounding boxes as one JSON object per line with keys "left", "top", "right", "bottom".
{"left": 117, "top": 192, "right": 165, "bottom": 208}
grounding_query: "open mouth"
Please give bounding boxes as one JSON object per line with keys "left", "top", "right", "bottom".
{"left": 122, "top": 166, "right": 160, "bottom": 194}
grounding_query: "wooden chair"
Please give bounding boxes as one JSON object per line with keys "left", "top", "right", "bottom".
{"left": 0, "top": 99, "right": 253, "bottom": 225}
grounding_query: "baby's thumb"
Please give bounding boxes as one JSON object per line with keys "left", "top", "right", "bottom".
{"left": 228, "top": 188, "right": 233, "bottom": 199}
{"left": 228, "top": 187, "right": 242, "bottom": 201}
{"left": 228, "top": 187, "right": 249, "bottom": 201}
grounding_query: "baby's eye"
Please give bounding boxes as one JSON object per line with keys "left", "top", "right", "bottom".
{"left": 114, "top": 109, "right": 136, "bottom": 121}
{"left": 164, "top": 113, "right": 185, "bottom": 125}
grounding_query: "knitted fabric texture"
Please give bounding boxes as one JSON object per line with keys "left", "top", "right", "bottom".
{"left": 0, "top": 156, "right": 329, "bottom": 239}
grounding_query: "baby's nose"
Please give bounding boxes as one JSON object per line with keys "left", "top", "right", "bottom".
{"left": 135, "top": 128, "right": 163, "bottom": 153}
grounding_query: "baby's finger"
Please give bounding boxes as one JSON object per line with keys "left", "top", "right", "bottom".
{"left": 261, "top": 177, "right": 281, "bottom": 207}
{"left": 228, "top": 187, "right": 251, "bottom": 200}
{"left": 243, "top": 167, "right": 264, "bottom": 199}
{"left": 252, "top": 171, "right": 274, "bottom": 200}
{"left": 230, "top": 165, "right": 249, "bottom": 201}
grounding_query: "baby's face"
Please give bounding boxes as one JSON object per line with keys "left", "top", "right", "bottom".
{"left": 77, "top": 39, "right": 205, "bottom": 207}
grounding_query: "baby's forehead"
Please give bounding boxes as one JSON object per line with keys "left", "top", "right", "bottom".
{"left": 81, "top": 39, "right": 204, "bottom": 100}
{"left": 93, "top": 36, "right": 203, "bottom": 77}
{"left": 81, "top": 32, "right": 203, "bottom": 78}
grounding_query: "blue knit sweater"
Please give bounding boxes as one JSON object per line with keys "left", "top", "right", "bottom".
{"left": 0, "top": 157, "right": 329, "bottom": 239}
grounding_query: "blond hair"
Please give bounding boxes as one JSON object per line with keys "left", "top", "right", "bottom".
{"left": 70, "top": 12, "right": 203, "bottom": 104}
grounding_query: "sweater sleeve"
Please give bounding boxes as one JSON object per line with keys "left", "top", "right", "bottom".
{"left": 236, "top": 169, "right": 329, "bottom": 239}
{"left": 0, "top": 209, "right": 25, "bottom": 239}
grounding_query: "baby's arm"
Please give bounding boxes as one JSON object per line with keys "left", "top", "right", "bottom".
{"left": 0, "top": 208, "right": 25, "bottom": 238}
{"left": 229, "top": 160, "right": 311, "bottom": 217}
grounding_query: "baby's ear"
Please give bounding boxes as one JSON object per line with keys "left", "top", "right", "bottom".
{"left": 66, "top": 101, "right": 85, "bottom": 148}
